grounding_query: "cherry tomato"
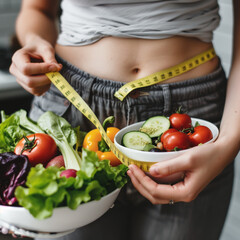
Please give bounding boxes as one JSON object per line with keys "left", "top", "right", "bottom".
{"left": 169, "top": 112, "right": 192, "bottom": 130}
{"left": 14, "top": 133, "right": 57, "bottom": 166}
{"left": 162, "top": 131, "right": 191, "bottom": 151}
{"left": 189, "top": 125, "right": 213, "bottom": 146}
{"left": 160, "top": 128, "right": 178, "bottom": 143}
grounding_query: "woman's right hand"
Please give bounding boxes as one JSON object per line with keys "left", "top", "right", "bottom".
{"left": 9, "top": 36, "right": 62, "bottom": 96}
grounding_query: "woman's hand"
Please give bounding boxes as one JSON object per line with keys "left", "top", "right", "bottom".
{"left": 9, "top": 36, "right": 62, "bottom": 96}
{"left": 127, "top": 140, "right": 234, "bottom": 204}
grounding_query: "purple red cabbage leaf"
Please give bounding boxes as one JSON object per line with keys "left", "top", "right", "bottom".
{"left": 0, "top": 152, "right": 30, "bottom": 206}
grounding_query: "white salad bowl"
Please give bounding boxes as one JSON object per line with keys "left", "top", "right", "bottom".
{"left": 114, "top": 118, "right": 219, "bottom": 163}
{"left": 0, "top": 188, "right": 120, "bottom": 233}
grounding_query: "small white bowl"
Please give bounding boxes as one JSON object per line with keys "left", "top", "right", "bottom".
{"left": 114, "top": 118, "right": 219, "bottom": 163}
{"left": 0, "top": 188, "right": 120, "bottom": 233}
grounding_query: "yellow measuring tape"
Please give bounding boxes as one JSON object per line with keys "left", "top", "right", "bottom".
{"left": 114, "top": 48, "right": 216, "bottom": 101}
{"left": 46, "top": 47, "right": 216, "bottom": 171}
{"left": 46, "top": 72, "right": 155, "bottom": 172}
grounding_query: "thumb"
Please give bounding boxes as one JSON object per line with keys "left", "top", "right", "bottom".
{"left": 149, "top": 155, "right": 188, "bottom": 177}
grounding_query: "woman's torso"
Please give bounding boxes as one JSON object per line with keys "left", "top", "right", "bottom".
{"left": 55, "top": 0, "right": 219, "bottom": 83}
{"left": 55, "top": 37, "right": 218, "bottom": 83}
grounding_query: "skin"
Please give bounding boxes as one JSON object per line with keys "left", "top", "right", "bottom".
{"left": 9, "top": 0, "right": 240, "bottom": 204}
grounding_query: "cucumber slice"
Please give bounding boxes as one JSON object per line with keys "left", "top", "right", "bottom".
{"left": 122, "top": 131, "right": 152, "bottom": 151}
{"left": 140, "top": 116, "right": 170, "bottom": 138}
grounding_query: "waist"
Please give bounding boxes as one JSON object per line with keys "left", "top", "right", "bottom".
{"left": 55, "top": 36, "right": 219, "bottom": 84}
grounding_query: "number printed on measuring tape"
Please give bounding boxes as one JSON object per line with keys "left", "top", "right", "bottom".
{"left": 114, "top": 48, "right": 216, "bottom": 101}
{"left": 46, "top": 72, "right": 155, "bottom": 171}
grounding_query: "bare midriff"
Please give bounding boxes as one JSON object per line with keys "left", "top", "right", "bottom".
{"left": 55, "top": 36, "right": 219, "bottom": 84}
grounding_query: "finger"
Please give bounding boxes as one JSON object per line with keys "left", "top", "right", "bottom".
{"left": 12, "top": 49, "right": 62, "bottom": 75}
{"left": 149, "top": 155, "right": 190, "bottom": 177}
{"left": 23, "top": 62, "right": 61, "bottom": 75}
{"left": 127, "top": 168, "right": 169, "bottom": 204}
{"left": 10, "top": 63, "right": 51, "bottom": 87}
{"left": 16, "top": 79, "right": 51, "bottom": 96}
{"left": 37, "top": 44, "right": 58, "bottom": 64}
{"left": 10, "top": 64, "right": 51, "bottom": 95}
{"left": 12, "top": 50, "right": 40, "bottom": 64}
{"left": 15, "top": 60, "right": 60, "bottom": 76}
{"left": 129, "top": 164, "right": 189, "bottom": 202}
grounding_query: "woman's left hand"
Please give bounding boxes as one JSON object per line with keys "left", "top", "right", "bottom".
{"left": 127, "top": 141, "right": 234, "bottom": 204}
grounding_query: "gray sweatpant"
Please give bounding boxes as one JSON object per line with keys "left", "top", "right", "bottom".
{"left": 30, "top": 55, "right": 234, "bottom": 240}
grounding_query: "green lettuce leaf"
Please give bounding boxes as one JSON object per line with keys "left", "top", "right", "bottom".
{"left": 81, "top": 148, "right": 129, "bottom": 191}
{"left": 0, "top": 109, "right": 43, "bottom": 153}
{"left": 15, "top": 149, "right": 128, "bottom": 220}
{"left": 0, "top": 112, "right": 31, "bottom": 153}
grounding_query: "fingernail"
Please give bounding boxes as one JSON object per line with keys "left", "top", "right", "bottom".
{"left": 128, "top": 164, "right": 136, "bottom": 171}
{"left": 48, "top": 65, "right": 57, "bottom": 72}
{"left": 149, "top": 166, "right": 159, "bottom": 175}
{"left": 55, "top": 63, "right": 62, "bottom": 70}
{"left": 128, "top": 165, "right": 133, "bottom": 171}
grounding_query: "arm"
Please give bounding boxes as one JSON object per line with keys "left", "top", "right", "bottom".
{"left": 9, "top": 0, "right": 62, "bottom": 96}
{"left": 127, "top": 0, "right": 240, "bottom": 204}
{"left": 219, "top": 0, "right": 240, "bottom": 158}
{"left": 16, "top": 0, "right": 60, "bottom": 47}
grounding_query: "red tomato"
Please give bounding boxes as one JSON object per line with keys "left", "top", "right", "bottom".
{"left": 14, "top": 133, "right": 57, "bottom": 166}
{"left": 160, "top": 128, "right": 178, "bottom": 143}
{"left": 189, "top": 125, "right": 213, "bottom": 146}
{"left": 162, "top": 131, "right": 191, "bottom": 151}
{"left": 169, "top": 112, "right": 192, "bottom": 130}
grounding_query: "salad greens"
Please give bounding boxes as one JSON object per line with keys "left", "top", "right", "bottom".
{"left": 0, "top": 109, "right": 128, "bottom": 219}
{"left": 0, "top": 110, "right": 43, "bottom": 153}
{"left": 37, "top": 111, "right": 82, "bottom": 170}
{"left": 0, "top": 110, "right": 84, "bottom": 169}
{"left": 15, "top": 149, "right": 128, "bottom": 220}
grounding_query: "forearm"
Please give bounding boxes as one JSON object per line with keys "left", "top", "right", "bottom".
{"left": 16, "top": 1, "right": 59, "bottom": 47}
{"left": 218, "top": 65, "right": 240, "bottom": 159}
{"left": 217, "top": 0, "right": 240, "bottom": 164}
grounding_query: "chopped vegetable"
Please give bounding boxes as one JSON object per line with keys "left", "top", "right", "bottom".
{"left": 122, "top": 131, "right": 152, "bottom": 150}
{"left": 121, "top": 114, "right": 214, "bottom": 152}
{"left": 140, "top": 116, "right": 170, "bottom": 138}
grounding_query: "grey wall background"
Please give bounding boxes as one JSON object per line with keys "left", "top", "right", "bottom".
{"left": 213, "top": 0, "right": 233, "bottom": 76}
